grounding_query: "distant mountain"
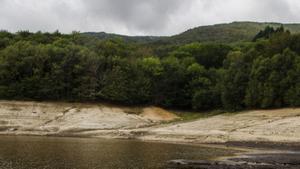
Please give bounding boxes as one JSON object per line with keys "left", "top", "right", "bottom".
{"left": 168, "top": 22, "right": 300, "bottom": 44}
{"left": 84, "top": 22, "right": 300, "bottom": 44}
{"left": 82, "top": 32, "right": 164, "bottom": 44}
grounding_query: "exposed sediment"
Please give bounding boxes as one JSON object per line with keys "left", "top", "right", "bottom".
{"left": 137, "top": 108, "right": 300, "bottom": 144}
{"left": 0, "top": 100, "right": 300, "bottom": 144}
{"left": 0, "top": 100, "right": 178, "bottom": 137}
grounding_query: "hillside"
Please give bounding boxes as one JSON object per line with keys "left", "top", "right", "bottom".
{"left": 168, "top": 22, "right": 300, "bottom": 43}
{"left": 82, "top": 32, "right": 164, "bottom": 43}
{"left": 1, "top": 26, "right": 299, "bottom": 111}
{"left": 84, "top": 22, "right": 300, "bottom": 44}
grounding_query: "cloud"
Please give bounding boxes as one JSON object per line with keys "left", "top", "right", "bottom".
{"left": 0, "top": 0, "right": 300, "bottom": 35}
{"left": 80, "top": 0, "right": 191, "bottom": 35}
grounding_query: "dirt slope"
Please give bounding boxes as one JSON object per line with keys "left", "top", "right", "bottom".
{"left": 137, "top": 109, "right": 300, "bottom": 143}
{"left": 141, "top": 107, "right": 179, "bottom": 122}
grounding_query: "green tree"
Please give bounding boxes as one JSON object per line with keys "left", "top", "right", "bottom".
{"left": 171, "top": 43, "right": 231, "bottom": 68}
{"left": 221, "top": 51, "right": 250, "bottom": 110}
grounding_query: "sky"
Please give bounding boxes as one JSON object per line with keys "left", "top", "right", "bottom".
{"left": 1, "top": 0, "right": 300, "bottom": 36}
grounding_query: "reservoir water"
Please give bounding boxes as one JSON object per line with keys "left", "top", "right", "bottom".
{"left": 0, "top": 136, "right": 236, "bottom": 169}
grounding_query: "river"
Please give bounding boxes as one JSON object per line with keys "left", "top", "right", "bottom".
{"left": 0, "top": 136, "right": 237, "bottom": 169}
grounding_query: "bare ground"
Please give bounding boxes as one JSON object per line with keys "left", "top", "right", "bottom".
{"left": 0, "top": 100, "right": 299, "bottom": 144}
{"left": 135, "top": 108, "right": 300, "bottom": 143}
{"left": 0, "top": 100, "right": 178, "bottom": 137}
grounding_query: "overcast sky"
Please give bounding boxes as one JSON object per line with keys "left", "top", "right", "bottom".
{"left": 1, "top": 0, "right": 300, "bottom": 36}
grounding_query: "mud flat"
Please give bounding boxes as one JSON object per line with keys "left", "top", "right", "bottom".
{"left": 167, "top": 142, "right": 300, "bottom": 169}
{"left": 168, "top": 154, "right": 300, "bottom": 169}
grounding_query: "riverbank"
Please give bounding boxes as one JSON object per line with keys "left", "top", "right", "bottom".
{"left": 0, "top": 100, "right": 300, "bottom": 144}
{"left": 135, "top": 108, "right": 300, "bottom": 144}
{"left": 0, "top": 100, "right": 179, "bottom": 138}
{"left": 0, "top": 101, "right": 300, "bottom": 168}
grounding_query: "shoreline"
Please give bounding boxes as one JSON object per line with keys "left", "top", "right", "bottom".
{"left": 1, "top": 134, "right": 300, "bottom": 169}
{"left": 1, "top": 100, "right": 300, "bottom": 168}
{"left": 0, "top": 100, "right": 300, "bottom": 144}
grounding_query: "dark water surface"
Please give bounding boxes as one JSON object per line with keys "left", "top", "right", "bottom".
{"left": 0, "top": 136, "right": 236, "bottom": 169}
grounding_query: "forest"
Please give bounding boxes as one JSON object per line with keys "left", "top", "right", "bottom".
{"left": 0, "top": 26, "right": 299, "bottom": 111}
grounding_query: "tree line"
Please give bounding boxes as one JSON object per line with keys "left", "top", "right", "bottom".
{"left": 0, "top": 27, "right": 299, "bottom": 111}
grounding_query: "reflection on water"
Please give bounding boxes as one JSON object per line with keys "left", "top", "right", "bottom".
{"left": 0, "top": 136, "right": 236, "bottom": 169}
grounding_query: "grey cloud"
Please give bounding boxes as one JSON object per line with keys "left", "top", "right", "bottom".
{"left": 0, "top": 0, "right": 300, "bottom": 35}
{"left": 81, "top": 0, "right": 191, "bottom": 34}
{"left": 247, "top": 0, "right": 295, "bottom": 21}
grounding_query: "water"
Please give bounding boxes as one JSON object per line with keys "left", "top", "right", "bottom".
{"left": 0, "top": 136, "right": 236, "bottom": 169}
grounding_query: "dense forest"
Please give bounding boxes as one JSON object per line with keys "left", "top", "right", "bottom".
{"left": 0, "top": 25, "right": 299, "bottom": 111}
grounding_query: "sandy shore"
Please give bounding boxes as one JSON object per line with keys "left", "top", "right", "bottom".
{"left": 0, "top": 100, "right": 299, "bottom": 144}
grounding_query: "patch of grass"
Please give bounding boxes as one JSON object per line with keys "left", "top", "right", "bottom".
{"left": 222, "top": 111, "right": 243, "bottom": 116}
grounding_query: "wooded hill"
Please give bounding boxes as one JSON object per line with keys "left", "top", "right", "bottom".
{"left": 85, "top": 22, "right": 300, "bottom": 44}
{"left": 0, "top": 22, "right": 299, "bottom": 111}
